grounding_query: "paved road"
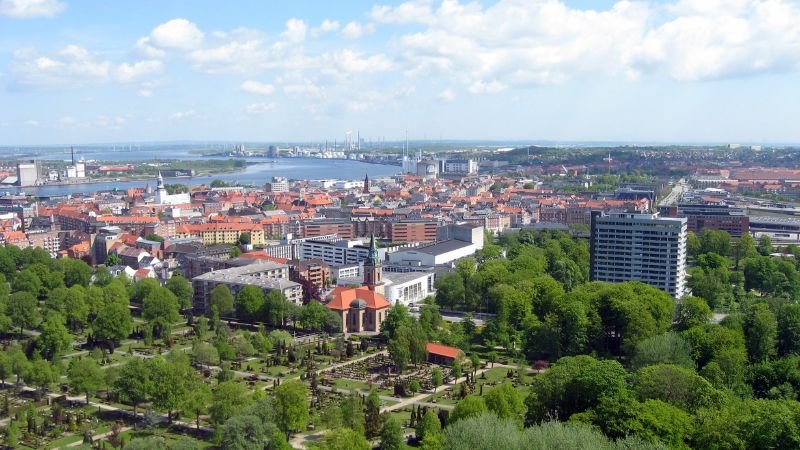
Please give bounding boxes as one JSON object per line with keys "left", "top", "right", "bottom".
{"left": 659, "top": 179, "right": 689, "bottom": 206}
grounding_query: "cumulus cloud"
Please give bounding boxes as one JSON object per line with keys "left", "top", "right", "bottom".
{"left": 341, "top": 21, "right": 375, "bottom": 39}
{"left": 437, "top": 88, "right": 456, "bottom": 102}
{"left": 169, "top": 109, "right": 199, "bottom": 121}
{"left": 384, "top": 0, "right": 800, "bottom": 87}
{"left": 312, "top": 19, "right": 340, "bottom": 37}
{"left": 116, "top": 60, "right": 164, "bottom": 83}
{"left": 282, "top": 18, "right": 308, "bottom": 43}
{"left": 240, "top": 80, "right": 275, "bottom": 95}
{"left": 149, "top": 18, "right": 204, "bottom": 50}
{"left": 246, "top": 102, "right": 278, "bottom": 114}
{"left": 0, "top": 0, "right": 64, "bottom": 18}
{"left": 9, "top": 45, "right": 163, "bottom": 91}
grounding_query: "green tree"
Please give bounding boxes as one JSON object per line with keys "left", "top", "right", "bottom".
{"left": 67, "top": 357, "right": 104, "bottom": 404}
{"left": 210, "top": 381, "right": 253, "bottom": 425}
{"left": 220, "top": 414, "right": 269, "bottom": 450}
{"left": 275, "top": 381, "right": 308, "bottom": 436}
{"left": 381, "top": 414, "right": 405, "bottom": 450}
{"left": 635, "top": 364, "right": 721, "bottom": 411}
{"left": 432, "top": 368, "right": 443, "bottom": 392}
{"left": 315, "top": 428, "right": 370, "bottom": 450}
{"left": 365, "top": 391, "right": 382, "bottom": 438}
{"left": 115, "top": 359, "right": 151, "bottom": 416}
{"left": 63, "top": 286, "right": 89, "bottom": 332}
{"left": 143, "top": 287, "right": 181, "bottom": 324}
{"left": 210, "top": 284, "right": 235, "bottom": 317}
{"left": 388, "top": 326, "right": 411, "bottom": 372}
{"left": 192, "top": 341, "right": 220, "bottom": 367}
{"left": 416, "top": 409, "right": 442, "bottom": 442}
{"left": 381, "top": 304, "right": 412, "bottom": 338}
{"left": 300, "top": 301, "right": 330, "bottom": 331}
{"left": 230, "top": 246, "right": 242, "bottom": 258}
{"left": 60, "top": 258, "right": 92, "bottom": 287}
{"left": 144, "top": 232, "right": 163, "bottom": 242}
{"left": 23, "top": 357, "right": 59, "bottom": 399}
{"left": 181, "top": 376, "right": 212, "bottom": 430}
{"left": 778, "top": 303, "right": 800, "bottom": 356}
{"left": 484, "top": 382, "right": 524, "bottom": 426}
{"left": 166, "top": 275, "right": 194, "bottom": 312}
{"left": 132, "top": 278, "right": 160, "bottom": 304}
{"left": 104, "top": 253, "right": 123, "bottom": 267}
{"left": 93, "top": 301, "right": 133, "bottom": 344}
{"left": 11, "top": 269, "right": 42, "bottom": 296}
{"left": 450, "top": 395, "right": 488, "bottom": 424}
{"left": 631, "top": 332, "right": 695, "bottom": 370}
{"left": 525, "top": 355, "right": 627, "bottom": 425}
{"left": 744, "top": 303, "right": 778, "bottom": 362}
{"left": 758, "top": 235, "right": 773, "bottom": 256}
{"left": 435, "top": 273, "right": 465, "bottom": 309}
{"left": 676, "top": 296, "right": 712, "bottom": 331}
{"left": 236, "top": 285, "right": 264, "bottom": 322}
{"left": 7, "top": 291, "right": 41, "bottom": 334}
{"left": 37, "top": 313, "right": 73, "bottom": 359}
{"left": 238, "top": 232, "right": 251, "bottom": 246}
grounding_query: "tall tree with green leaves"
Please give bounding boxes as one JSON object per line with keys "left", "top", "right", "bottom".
{"left": 275, "top": 381, "right": 309, "bottom": 436}
{"left": 67, "top": 357, "right": 105, "bottom": 404}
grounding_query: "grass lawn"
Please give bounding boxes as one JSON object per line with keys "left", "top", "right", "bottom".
{"left": 331, "top": 378, "right": 371, "bottom": 392}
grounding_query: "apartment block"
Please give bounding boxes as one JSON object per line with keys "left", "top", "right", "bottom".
{"left": 590, "top": 211, "right": 687, "bottom": 298}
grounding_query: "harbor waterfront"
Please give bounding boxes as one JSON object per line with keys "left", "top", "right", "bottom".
{"left": 0, "top": 158, "right": 399, "bottom": 197}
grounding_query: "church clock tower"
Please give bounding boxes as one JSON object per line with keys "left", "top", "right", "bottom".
{"left": 363, "top": 234, "right": 384, "bottom": 296}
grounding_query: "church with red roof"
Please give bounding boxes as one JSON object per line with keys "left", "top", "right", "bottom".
{"left": 323, "top": 234, "right": 391, "bottom": 334}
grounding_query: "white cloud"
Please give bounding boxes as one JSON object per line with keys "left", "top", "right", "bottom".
{"left": 0, "top": 0, "right": 64, "bottom": 18}
{"left": 149, "top": 18, "right": 204, "bottom": 50}
{"left": 116, "top": 60, "right": 164, "bottom": 83}
{"left": 437, "top": 88, "right": 455, "bottom": 102}
{"left": 325, "top": 49, "right": 394, "bottom": 74}
{"left": 169, "top": 109, "right": 199, "bottom": 121}
{"left": 240, "top": 80, "right": 275, "bottom": 95}
{"left": 468, "top": 79, "right": 506, "bottom": 94}
{"left": 24, "top": 119, "right": 40, "bottom": 127}
{"left": 341, "top": 21, "right": 375, "bottom": 39}
{"left": 370, "top": 0, "right": 434, "bottom": 24}
{"left": 282, "top": 78, "right": 324, "bottom": 97}
{"left": 347, "top": 86, "right": 414, "bottom": 112}
{"left": 10, "top": 45, "right": 111, "bottom": 88}
{"left": 9, "top": 45, "right": 164, "bottom": 92}
{"left": 245, "top": 102, "right": 278, "bottom": 114}
{"left": 282, "top": 18, "right": 308, "bottom": 43}
{"left": 385, "top": 0, "right": 800, "bottom": 86}
{"left": 187, "top": 38, "right": 268, "bottom": 74}
{"left": 312, "top": 19, "right": 340, "bottom": 37}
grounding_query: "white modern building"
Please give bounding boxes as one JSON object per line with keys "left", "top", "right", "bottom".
{"left": 440, "top": 159, "right": 478, "bottom": 176}
{"left": 590, "top": 211, "right": 687, "bottom": 298}
{"left": 299, "top": 238, "right": 387, "bottom": 266}
{"left": 337, "top": 270, "right": 435, "bottom": 306}
{"left": 155, "top": 172, "right": 191, "bottom": 205}
{"left": 266, "top": 176, "right": 289, "bottom": 192}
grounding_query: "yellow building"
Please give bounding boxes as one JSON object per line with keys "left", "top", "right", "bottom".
{"left": 176, "top": 223, "right": 265, "bottom": 246}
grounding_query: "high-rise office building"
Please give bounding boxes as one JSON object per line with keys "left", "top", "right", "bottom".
{"left": 590, "top": 211, "right": 687, "bottom": 298}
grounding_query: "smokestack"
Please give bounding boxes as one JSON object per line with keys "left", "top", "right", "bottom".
{"left": 71, "top": 147, "right": 75, "bottom": 166}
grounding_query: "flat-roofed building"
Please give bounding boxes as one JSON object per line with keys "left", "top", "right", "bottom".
{"left": 192, "top": 261, "right": 301, "bottom": 315}
{"left": 590, "top": 211, "right": 687, "bottom": 298}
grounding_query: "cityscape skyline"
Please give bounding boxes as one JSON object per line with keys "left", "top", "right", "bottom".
{"left": 3, "top": 0, "right": 800, "bottom": 145}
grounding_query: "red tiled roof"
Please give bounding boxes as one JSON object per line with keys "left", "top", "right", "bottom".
{"left": 324, "top": 286, "right": 390, "bottom": 311}
{"left": 426, "top": 343, "right": 463, "bottom": 359}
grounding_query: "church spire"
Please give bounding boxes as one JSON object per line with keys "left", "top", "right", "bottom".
{"left": 363, "top": 173, "right": 370, "bottom": 194}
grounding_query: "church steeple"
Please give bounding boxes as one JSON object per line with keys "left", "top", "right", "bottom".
{"left": 363, "top": 233, "right": 384, "bottom": 295}
{"left": 363, "top": 173, "right": 370, "bottom": 194}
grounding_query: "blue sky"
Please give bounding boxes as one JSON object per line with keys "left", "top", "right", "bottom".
{"left": 2, "top": 0, "right": 800, "bottom": 145}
